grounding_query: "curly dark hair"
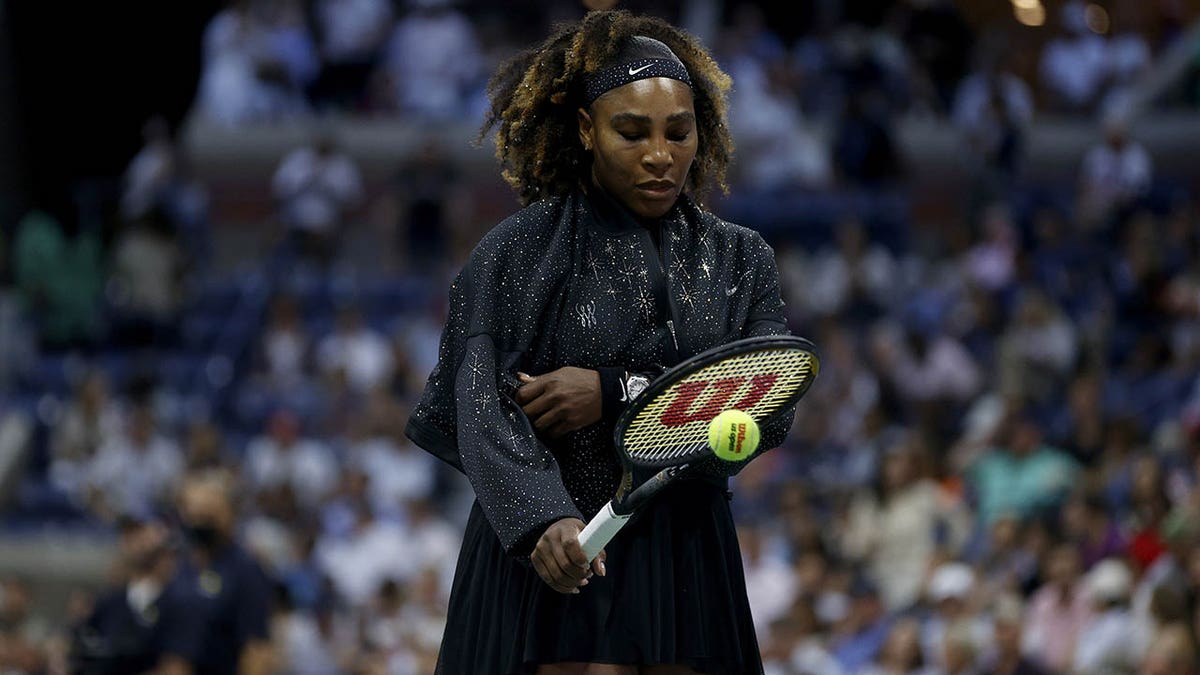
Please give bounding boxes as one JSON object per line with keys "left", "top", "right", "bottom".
{"left": 478, "top": 10, "right": 734, "bottom": 206}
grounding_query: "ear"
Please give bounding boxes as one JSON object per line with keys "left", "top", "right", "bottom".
{"left": 577, "top": 108, "right": 594, "bottom": 152}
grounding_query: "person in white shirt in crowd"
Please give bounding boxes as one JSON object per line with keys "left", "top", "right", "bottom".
{"left": 316, "top": 501, "right": 411, "bottom": 607}
{"left": 82, "top": 404, "right": 183, "bottom": 522}
{"left": 271, "top": 129, "right": 364, "bottom": 266}
{"left": 964, "top": 201, "right": 1019, "bottom": 294}
{"left": 1022, "top": 543, "right": 1091, "bottom": 673}
{"left": 1099, "top": 1, "right": 1153, "bottom": 120}
{"left": 919, "top": 562, "right": 992, "bottom": 672}
{"left": 379, "top": 0, "right": 483, "bottom": 120}
{"left": 256, "top": 293, "right": 313, "bottom": 393}
{"left": 309, "top": 0, "right": 394, "bottom": 110}
{"left": 317, "top": 303, "right": 394, "bottom": 394}
{"left": 1073, "top": 557, "right": 1144, "bottom": 674}
{"left": 804, "top": 218, "right": 904, "bottom": 320}
{"left": 740, "top": 525, "right": 800, "bottom": 637}
{"left": 1077, "top": 114, "right": 1153, "bottom": 228}
{"left": 842, "top": 433, "right": 970, "bottom": 611}
{"left": 1039, "top": 0, "right": 1110, "bottom": 113}
{"left": 870, "top": 316, "right": 982, "bottom": 409}
{"left": 952, "top": 38, "right": 1034, "bottom": 199}
{"left": 996, "top": 287, "right": 1079, "bottom": 404}
{"left": 344, "top": 415, "right": 436, "bottom": 513}
{"left": 196, "top": 0, "right": 315, "bottom": 125}
{"left": 722, "top": 5, "right": 830, "bottom": 193}
{"left": 244, "top": 408, "right": 338, "bottom": 511}
{"left": 50, "top": 370, "right": 125, "bottom": 492}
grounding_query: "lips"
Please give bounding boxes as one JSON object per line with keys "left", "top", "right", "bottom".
{"left": 636, "top": 181, "right": 676, "bottom": 199}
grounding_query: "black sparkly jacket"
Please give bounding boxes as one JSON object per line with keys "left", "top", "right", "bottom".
{"left": 404, "top": 189, "right": 795, "bottom": 555}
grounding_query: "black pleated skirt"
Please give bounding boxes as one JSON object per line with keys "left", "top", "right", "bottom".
{"left": 436, "top": 480, "right": 763, "bottom": 674}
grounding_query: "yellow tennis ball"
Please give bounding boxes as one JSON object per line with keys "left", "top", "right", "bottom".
{"left": 707, "top": 410, "right": 760, "bottom": 462}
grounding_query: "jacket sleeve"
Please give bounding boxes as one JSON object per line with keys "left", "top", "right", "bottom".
{"left": 405, "top": 228, "right": 585, "bottom": 555}
{"left": 456, "top": 333, "right": 584, "bottom": 555}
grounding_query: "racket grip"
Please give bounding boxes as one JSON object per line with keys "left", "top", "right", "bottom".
{"left": 578, "top": 501, "right": 631, "bottom": 562}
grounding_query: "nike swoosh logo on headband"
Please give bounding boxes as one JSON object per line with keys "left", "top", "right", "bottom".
{"left": 628, "top": 64, "right": 653, "bottom": 75}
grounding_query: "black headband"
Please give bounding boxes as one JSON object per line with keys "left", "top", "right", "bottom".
{"left": 584, "top": 57, "right": 693, "bottom": 105}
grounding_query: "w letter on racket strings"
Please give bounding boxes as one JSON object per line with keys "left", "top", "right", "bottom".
{"left": 658, "top": 373, "right": 779, "bottom": 427}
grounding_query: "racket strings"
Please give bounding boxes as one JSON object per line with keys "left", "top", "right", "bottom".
{"left": 622, "top": 348, "right": 816, "bottom": 464}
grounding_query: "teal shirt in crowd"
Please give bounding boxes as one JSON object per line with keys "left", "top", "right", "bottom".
{"left": 970, "top": 445, "right": 1080, "bottom": 526}
{"left": 13, "top": 210, "right": 104, "bottom": 345}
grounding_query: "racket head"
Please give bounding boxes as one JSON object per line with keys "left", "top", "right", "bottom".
{"left": 614, "top": 335, "right": 819, "bottom": 469}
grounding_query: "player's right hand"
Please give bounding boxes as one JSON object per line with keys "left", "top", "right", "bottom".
{"left": 532, "top": 518, "right": 606, "bottom": 593}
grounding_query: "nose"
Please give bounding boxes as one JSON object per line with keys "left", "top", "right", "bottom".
{"left": 642, "top": 135, "right": 672, "bottom": 175}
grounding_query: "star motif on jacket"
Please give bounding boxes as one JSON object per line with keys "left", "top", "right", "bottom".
{"left": 504, "top": 426, "right": 525, "bottom": 451}
{"left": 582, "top": 250, "right": 601, "bottom": 281}
{"left": 634, "top": 288, "right": 655, "bottom": 321}
{"left": 669, "top": 255, "right": 691, "bottom": 282}
{"left": 699, "top": 260, "right": 712, "bottom": 279}
{"left": 615, "top": 257, "right": 641, "bottom": 289}
{"left": 697, "top": 229, "right": 713, "bottom": 257}
{"left": 474, "top": 388, "right": 492, "bottom": 409}
{"left": 677, "top": 283, "right": 697, "bottom": 311}
{"left": 465, "top": 352, "right": 487, "bottom": 390}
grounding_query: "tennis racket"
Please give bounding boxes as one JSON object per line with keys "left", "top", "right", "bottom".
{"left": 577, "top": 335, "right": 820, "bottom": 561}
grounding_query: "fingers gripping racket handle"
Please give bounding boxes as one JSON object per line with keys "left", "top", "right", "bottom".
{"left": 578, "top": 501, "right": 630, "bottom": 562}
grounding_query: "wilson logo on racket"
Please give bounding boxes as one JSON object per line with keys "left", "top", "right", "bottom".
{"left": 658, "top": 373, "right": 779, "bottom": 427}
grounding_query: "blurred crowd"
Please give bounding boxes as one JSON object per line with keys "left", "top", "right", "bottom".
{"left": 2, "top": 0, "right": 1200, "bottom": 674}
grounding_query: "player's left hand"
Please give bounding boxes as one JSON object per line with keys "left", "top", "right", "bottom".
{"left": 516, "top": 367, "right": 602, "bottom": 438}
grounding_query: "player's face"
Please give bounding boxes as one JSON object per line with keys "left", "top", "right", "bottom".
{"left": 579, "top": 77, "right": 697, "bottom": 221}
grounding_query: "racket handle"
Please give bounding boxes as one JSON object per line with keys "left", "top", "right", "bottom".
{"left": 578, "top": 501, "right": 630, "bottom": 562}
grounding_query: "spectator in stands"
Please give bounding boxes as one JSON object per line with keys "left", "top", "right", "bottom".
{"left": 271, "top": 128, "right": 364, "bottom": 266}
{"left": 969, "top": 408, "right": 1079, "bottom": 527}
{"left": 920, "top": 562, "right": 991, "bottom": 671}
{"left": 741, "top": 525, "right": 799, "bottom": 636}
{"left": 244, "top": 408, "right": 338, "bottom": 511}
{"left": 1099, "top": 2, "right": 1153, "bottom": 120}
{"left": 108, "top": 207, "right": 187, "bottom": 349}
{"left": 842, "top": 433, "right": 970, "bottom": 611}
{"left": 379, "top": 0, "right": 484, "bottom": 119}
{"left": 307, "top": 0, "right": 394, "bottom": 111}
{"left": 983, "top": 593, "right": 1050, "bottom": 675}
{"left": 316, "top": 501, "right": 411, "bottom": 607}
{"left": 82, "top": 403, "right": 183, "bottom": 522}
{"left": 12, "top": 207, "right": 104, "bottom": 350}
{"left": 1074, "top": 557, "right": 1144, "bottom": 673}
{"left": 70, "top": 517, "right": 192, "bottom": 675}
{"left": 803, "top": 217, "right": 901, "bottom": 323}
{"left": 831, "top": 86, "right": 904, "bottom": 189}
{"left": 316, "top": 303, "right": 394, "bottom": 394}
{"left": 1039, "top": 0, "right": 1110, "bottom": 114}
{"left": 1024, "top": 542, "right": 1090, "bottom": 673}
{"left": 183, "top": 420, "right": 232, "bottom": 473}
{"left": 1078, "top": 114, "right": 1153, "bottom": 230}
{"left": 857, "top": 615, "right": 927, "bottom": 675}
{"left": 901, "top": 0, "right": 973, "bottom": 113}
{"left": 119, "top": 116, "right": 211, "bottom": 272}
{"left": 722, "top": 5, "right": 831, "bottom": 193}
{"left": 829, "top": 577, "right": 893, "bottom": 673}
{"left": 995, "top": 287, "right": 1079, "bottom": 405}
{"left": 171, "top": 471, "right": 274, "bottom": 675}
{"left": 50, "top": 370, "right": 124, "bottom": 479}
{"left": 196, "top": 0, "right": 315, "bottom": 126}
{"left": 256, "top": 293, "right": 312, "bottom": 393}
{"left": 0, "top": 578, "right": 48, "bottom": 673}
{"left": 391, "top": 138, "right": 462, "bottom": 272}
{"left": 952, "top": 38, "right": 1033, "bottom": 202}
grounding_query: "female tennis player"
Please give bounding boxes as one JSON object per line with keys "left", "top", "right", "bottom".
{"left": 405, "top": 10, "right": 796, "bottom": 674}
